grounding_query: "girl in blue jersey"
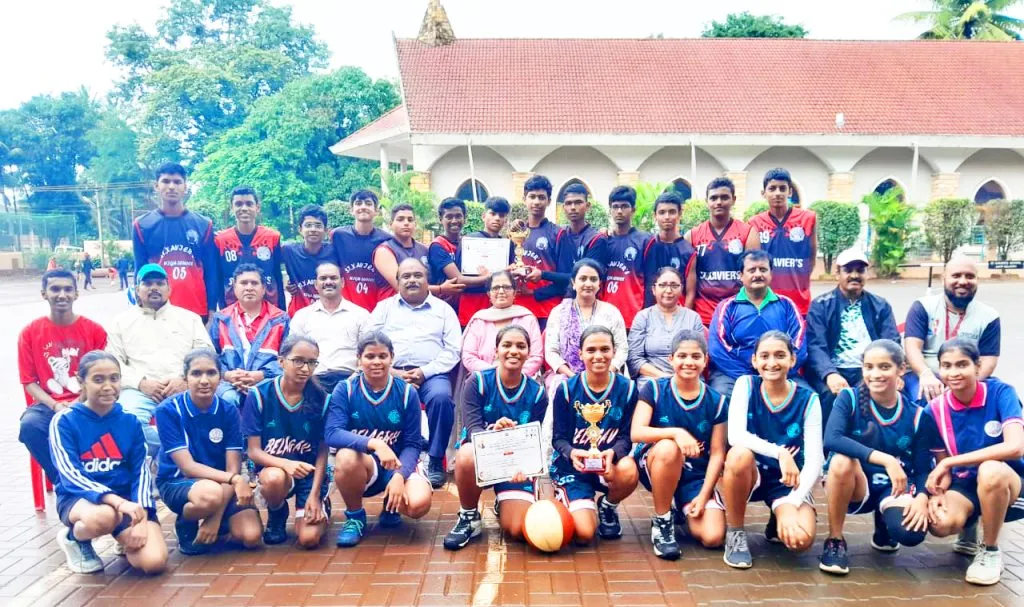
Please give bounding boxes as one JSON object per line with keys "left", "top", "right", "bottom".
{"left": 50, "top": 351, "right": 167, "bottom": 575}
{"left": 444, "top": 326, "right": 548, "bottom": 550}
{"left": 632, "top": 330, "right": 727, "bottom": 560}
{"left": 721, "top": 330, "right": 823, "bottom": 569}
{"left": 819, "top": 340, "right": 932, "bottom": 575}
{"left": 155, "top": 349, "right": 263, "bottom": 555}
{"left": 243, "top": 335, "right": 330, "bottom": 549}
{"left": 550, "top": 326, "right": 639, "bottom": 545}
{"left": 326, "top": 331, "right": 433, "bottom": 547}
{"left": 919, "top": 338, "right": 1024, "bottom": 587}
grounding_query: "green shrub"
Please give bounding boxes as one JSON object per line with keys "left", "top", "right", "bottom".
{"left": 680, "top": 200, "right": 710, "bottom": 233}
{"left": 922, "top": 198, "right": 978, "bottom": 263}
{"left": 866, "top": 190, "right": 914, "bottom": 277}
{"left": 555, "top": 199, "right": 610, "bottom": 230}
{"left": 743, "top": 201, "right": 769, "bottom": 222}
{"left": 982, "top": 199, "right": 1024, "bottom": 261}
{"left": 324, "top": 200, "right": 355, "bottom": 229}
{"left": 809, "top": 201, "right": 861, "bottom": 271}
{"left": 462, "top": 201, "right": 486, "bottom": 234}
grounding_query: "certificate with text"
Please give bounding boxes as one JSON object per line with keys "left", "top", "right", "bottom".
{"left": 471, "top": 422, "right": 545, "bottom": 487}
{"left": 460, "top": 237, "right": 512, "bottom": 275}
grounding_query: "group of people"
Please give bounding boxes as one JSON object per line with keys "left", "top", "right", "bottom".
{"left": 16, "top": 162, "right": 1018, "bottom": 589}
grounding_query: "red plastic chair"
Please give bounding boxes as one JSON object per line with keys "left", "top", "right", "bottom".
{"left": 30, "top": 457, "right": 53, "bottom": 512}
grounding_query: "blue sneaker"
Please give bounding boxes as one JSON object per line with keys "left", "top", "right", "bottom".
{"left": 379, "top": 502, "right": 402, "bottom": 529}
{"left": 174, "top": 518, "right": 209, "bottom": 556}
{"left": 336, "top": 509, "right": 367, "bottom": 547}
{"left": 263, "top": 502, "right": 289, "bottom": 545}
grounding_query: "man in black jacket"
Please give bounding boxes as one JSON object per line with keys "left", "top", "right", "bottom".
{"left": 804, "top": 248, "right": 899, "bottom": 422}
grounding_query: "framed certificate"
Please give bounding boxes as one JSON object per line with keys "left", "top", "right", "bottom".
{"left": 460, "top": 237, "right": 512, "bottom": 275}
{"left": 471, "top": 422, "right": 545, "bottom": 487}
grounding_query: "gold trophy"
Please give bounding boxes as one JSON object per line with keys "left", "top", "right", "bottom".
{"left": 506, "top": 218, "right": 531, "bottom": 291}
{"left": 574, "top": 400, "right": 611, "bottom": 472}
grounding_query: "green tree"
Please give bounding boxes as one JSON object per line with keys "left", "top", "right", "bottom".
{"left": 866, "top": 190, "right": 915, "bottom": 277}
{"left": 922, "top": 198, "right": 977, "bottom": 263}
{"left": 191, "top": 68, "right": 399, "bottom": 234}
{"left": 981, "top": 199, "right": 1024, "bottom": 261}
{"left": 379, "top": 171, "right": 440, "bottom": 235}
{"left": 632, "top": 181, "right": 671, "bottom": 232}
{"left": 323, "top": 200, "right": 354, "bottom": 231}
{"left": 702, "top": 12, "right": 808, "bottom": 38}
{"left": 462, "top": 201, "right": 487, "bottom": 235}
{"left": 681, "top": 200, "right": 711, "bottom": 233}
{"left": 896, "top": 0, "right": 1024, "bottom": 40}
{"left": 105, "top": 0, "right": 329, "bottom": 164}
{"left": 808, "top": 201, "right": 861, "bottom": 271}
{"left": 743, "top": 201, "right": 769, "bottom": 222}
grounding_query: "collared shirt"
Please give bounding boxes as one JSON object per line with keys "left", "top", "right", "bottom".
{"left": 368, "top": 294, "right": 461, "bottom": 378}
{"left": 290, "top": 298, "right": 369, "bottom": 375}
{"left": 734, "top": 286, "right": 779, "bottom": 310}
{"left": 106, "top": 303, "right": 213, "bottom": 390}
{"left": 155, "top": 392, "right": 243, "bottom": 482}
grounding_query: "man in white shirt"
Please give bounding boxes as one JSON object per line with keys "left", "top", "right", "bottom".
{"left": 290, "top": 262, "right": 369, "bottom": 394}
{"left": 106, "top": 263, "right": 212, "bottom": 451}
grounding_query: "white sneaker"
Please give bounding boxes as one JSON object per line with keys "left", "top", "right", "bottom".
{"left": 953, "top": 521, "right": 983, "bottom": 556}
{"left": 965, "top": 548, "right": 1003, "bottom": 586}
{"left": 56, "top": 528, "right": 104, "bottom": 574}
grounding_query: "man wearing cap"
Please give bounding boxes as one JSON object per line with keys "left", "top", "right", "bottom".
{"left": 804, "top": 248, "right": 899, "bottom": 421}
{"left": 106, "top": 263, "right": 213, "bottom": 452}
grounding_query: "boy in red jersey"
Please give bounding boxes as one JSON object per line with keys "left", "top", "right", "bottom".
{"left": 283, "top": 204, "right": 335, "bottom": 316}
{"left": 602, "top": 185, "right": 653, "bottom": 329}
{"left": 331, "top": 190, "right": 390, "bottom": 312}
{"left": 685, "top": 177, "right": 759, "bottom": 326}
{"left": 514, "top": 175, "right": 562, "bottom": 329}
{"left": 645, "top": 191, "right": 696, "bottom": 309}
{"left": 748, "top": 168, "right": 818, "bottom": 316}
{"left": 215, "top": 186, "right": 285, "bottom": 309}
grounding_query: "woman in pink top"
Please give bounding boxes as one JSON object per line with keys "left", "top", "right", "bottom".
{"left": 462, "top": 271, "right": 543, "bottom": 377}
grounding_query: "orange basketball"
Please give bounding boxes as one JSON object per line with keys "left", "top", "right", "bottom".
{"left": 523, "top": 499, "right": 575, "bottom": 552}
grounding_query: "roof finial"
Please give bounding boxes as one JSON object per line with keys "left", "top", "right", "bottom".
{"left": 418, "top": 0, "right": 456, "bottom": 46}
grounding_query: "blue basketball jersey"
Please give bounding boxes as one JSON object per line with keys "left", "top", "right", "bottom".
{"left": 638, "top": 378, "right": 726, "bottom": 476}
{"left": 839, "top": 387, "right": 923, "bottom": 480}
{"left": 337, "top": 375, "right": 418, "bottom": 449}
{"left": 745, "top": 376, "right": 818, "bottom": 471}
{"left": 241, "top": 377, "right": 329, "bottom": 468}
{"left": 554, "top": 373, "right": 636, "bottom": 453}
{"left": 458, "top": 368, "right": 547, "bottom": 445}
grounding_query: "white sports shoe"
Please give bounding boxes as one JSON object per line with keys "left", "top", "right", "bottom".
{"left": 965, "top": 548, "right": 1003, "bottom": 586}
{"left": 56, "top": 528, "right": 104, "bottom": 574}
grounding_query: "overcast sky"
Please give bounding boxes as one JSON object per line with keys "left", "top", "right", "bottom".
{"left": 5, "top": 0, "right": 1023, "bottom": 109}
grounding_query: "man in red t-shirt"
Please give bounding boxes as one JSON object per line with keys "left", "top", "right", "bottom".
{"left": 18, "top": 269, "right": 107, "bottom": 485}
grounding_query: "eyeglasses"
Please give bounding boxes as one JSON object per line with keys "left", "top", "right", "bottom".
{"left": 301, "top": 222, "right": 325, "bottom": 230}
{"left": 490, "top": 285, "right": 515, "bottom": 292}
{"left": 655, "top": 283, "right": 682, "bottom": 290}
{"left": 286, "top": 358, "right": 319, "bottom": 369}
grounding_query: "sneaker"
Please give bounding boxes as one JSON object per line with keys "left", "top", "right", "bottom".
{"left": 651, "top": 514, "right": 681, "bottom": 561}
{"left": 724, "top": 528, "right": 753, "bottom": 569}
{"left": 379, "top": 510, "right": 402, "bottom": 529}
{"left": 263, "top": 502, "right": 289, "bottom": 545}
{"left": 954, "top": 521, "right": 983, "bottom": 556}
{"left": 596, "top": 495, "right": 622, "bottom": 539}
{"left": 174, "top": 518, "right": 209, "bottom": 556}
{"left": 965, "top": 548, "right": 1003, "bottom": 586}
{"left": 56, "top": 528, "right": 104, "bottom": 574}
{"left": 443, "top": 509, "right": 482, "bottom": 550}
{"left": 427, "top": 457, "right": 446, "bottom": 489}
{"left": 870, "top": 509, "right": 900, "bottom": 552}
{"left": 818, "top": 538, "right": 850, "bottom": 575}
{"left": 765, "top": 512, "right": 782, "bottom": 544}
{"left": 336, "top": 510, "right": 367, "bottom": 547}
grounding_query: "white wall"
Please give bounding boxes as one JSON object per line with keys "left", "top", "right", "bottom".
{"left": 956, "top": 149, "right": 1024, "bottom": 201}
{"left": 532, "top": 146, "right": 619, "bottom": 205}
{"left": 851, "top": 148, "right": 935, "bottom": 202}
{"left": 743, "top": 147, "right": 830, "bottom": 204}
{"left": 430, "top": 146, "right": 515, "bottom": 201}
{"left": 637, "top": 146, "right": 725, "bottom": 196}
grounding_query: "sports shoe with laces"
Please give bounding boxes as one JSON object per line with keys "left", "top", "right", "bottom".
{"left": 954, "top": 520, "right": 983, "bottom": 556}
{"left": 263, "top": 502, "right": 289, "bottom": 545}
{"left": 379, "top": 499, "right": 403, "bottom": 528}
{"left": 818, "top": 537, "right": 850, "bottom": 575}
{"left": 56, "top": 528, "right": 103, "bottom": 574}
{"left": 596, "top": 495, "right": 622, "bottom": 539}
{"left": 426, "top": 456, "right": 446, "bottom": 489}
{"left": 443, "top": 509, "right": 482, "bottom": 550}
{"left": 765, "top": 512, "right": 782, "bottom": 544}
{"left": 870, "top": 509, "right": 899, "bottom": 552}
{"left": 724, "top": 528, "right": 752, "bottom": 569}
{"left": 650, "top": 513, "right": 681, "bottom": 560}
{"left": 965, "top": 548, "right": 1003, "bottom": 586}
{"left": 336, "top": 509, "right": 367, "bottom": 547}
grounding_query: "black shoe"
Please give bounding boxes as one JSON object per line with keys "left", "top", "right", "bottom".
{"left": 765, "top": 512, "right": 782, "bottom": 544}
{"left": 819, "top": 537, "right": 850, "bottom": 575}
{"left": 443, "top": 509, "right": 482, "bottom": 550}
{"left": 174, "top": 518, "right": 209, "bottom": 556}
{"left": 651, "top": 514, "right": 681, "bottom": 560}
{"left": 263, "top": 503, "right": 289, "bottom": 545}
{"left": 427, "top": 457, "right": 446, "bottom": 489}
{"left": 597, "top": 495, "right": 622, "bottom": 539}
{"left": 871, "top": 509, "right": 900, "bottom": 552}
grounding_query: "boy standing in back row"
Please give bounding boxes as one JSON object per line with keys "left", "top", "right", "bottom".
{"left": 602, "top": 185, "right": 653, "bottom": 330}
{"left": 214, "top": 186, "right": 285, "bottom": 309}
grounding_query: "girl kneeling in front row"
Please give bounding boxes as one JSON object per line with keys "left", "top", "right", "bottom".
{"left": 550, "top": 326, "right": 639, "bottom": 544}
{"left": 920, "top": 338, "right": 1024, "bottom": 586}
{"left": 155, "top": 349, "right": 264, "bottom": 555}
{"left": 327, "top": 331, "right": 433, "bottom": 547}
{"left": 243, "top": 335, "right": 331, "bottom": 548}
{"left": 819, "top": 339, "right": 932, "bottom": 575}
{"left": 632, "top": 330, "right": 727, "bottom": 561}
{"left": 444, "top": 326, "right": 548, "bottom": 550}
{"left": 51, "top": 351, "right": 167, "bottom": 574}
{"left": 721, "top": 331, "right": 822, "bottom": 569}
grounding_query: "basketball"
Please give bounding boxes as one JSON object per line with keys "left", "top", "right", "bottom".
{"left": 523, "top": 499, "right": 575, "bottom": 552}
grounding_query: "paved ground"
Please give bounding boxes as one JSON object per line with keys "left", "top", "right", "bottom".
{"left": 2, "top": 275, "right": 1023, "bottom": 606}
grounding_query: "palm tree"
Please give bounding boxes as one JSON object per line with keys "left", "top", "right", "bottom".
{"left": 897, "top": 0, "right": 1024, "bottom": 40}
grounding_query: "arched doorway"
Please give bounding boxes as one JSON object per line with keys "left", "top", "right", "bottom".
{"left": 974, "top": 179, "right": 1006, "bottom": 204}
{"left": 669, "top": 178, "right": 692, "bottom": 201}
{"left": 557, "top": 178, "right": 591, "bottom": 203}
{"left": 873, "top": 178, "right": 905, "bottom": 201}
{"left": 455, "top": 178, "right": 488, "bottom": 203}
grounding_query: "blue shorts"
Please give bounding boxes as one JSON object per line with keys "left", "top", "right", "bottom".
{"left": 57, "top": 495, "right": 158, "bottom": 538}
{"left": 157, "top": 477, "right": 256, "bottom": 533}
{"left": 951, "top": 473, "right": 1024, "bottom": 524}
{"left": 287, "top": 475, "right": 332, "bottom": 518}
{"left": 637, "top": 454, "right": 724, "bottom": 511}
{"left": 363, "top": 454, "right": 429, "bottom": 498}
{"left": 749, "top": 464, "right": 814, "bottom": 512}
{"left": 550, "top": 459, "right": 608, "bottom": 512}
